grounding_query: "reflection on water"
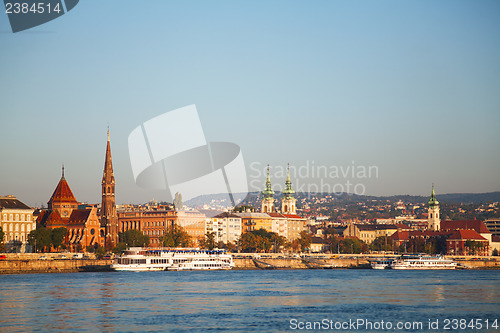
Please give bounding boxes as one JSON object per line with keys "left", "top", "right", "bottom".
{"left": 0, "top": 270, "right": 498, "bottom": 332}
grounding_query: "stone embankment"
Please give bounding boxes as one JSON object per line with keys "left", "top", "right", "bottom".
{"left": 0, "top": 253, "right": 112, "bottom": 274}
{"left": 233, "top": 254, "right": 500, "bottom": 270}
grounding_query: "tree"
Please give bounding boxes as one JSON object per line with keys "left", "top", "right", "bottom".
{"left": 0, "top": 227, "right": 5, "bottom": 252}
{"left": 199, "top": 231, "right": 216, "bottom": 250}
{"left": 298, "top": 231, "right": 312, "bottom": 252}
{"left": 119, "top": 229, "right": 150, "bottom": 247}
{"left": 161, "top": 224, "right": 190, "bottom": 247}
{"left": 51, "top": 227, "right": 68, "bottom": 251}
{"left": 95, "top": 246, "right": 106, "bottom": 259}
{"left": 340, "top": 238, "right": 366, "bottom": 254}
{"left": 370, "top": 236, "right": 392, "bottom": 252}
{"left": 112, "top": 242, "right": 127, "bottom": 254}
{"left": 238, "top": 232, "right": 259, "bottom": 252}
{"left": 493, "top": 248, "right": 499, "bottom": 256}
{"left": 28, "top": 225, "right": 52, "bottom": 252}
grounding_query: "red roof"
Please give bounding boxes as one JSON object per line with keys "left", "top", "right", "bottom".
{"left": 282, "top": 214, "right": 305, "bottom": 219}
{"left": 390, "top": 230, "right": 450, "bottom": 241}
{"left": 37, "top": 209, "right": 64, "bottom": 227}
{"left": 48, "top": 176, "right": 78, "bottom": 206}
{"left": 447, "top": 229, "right": 487, "bottom": 241}
{"left": 441, "top": 220, "right": 490, "bottom": 234}
{"left": 267, "top": 212, "right": 286, "bottom": 218}
{"left": 67, "top": 209, "right": 92, "bottom": 226}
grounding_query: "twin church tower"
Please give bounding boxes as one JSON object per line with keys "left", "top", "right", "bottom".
{"left": 261, "top": 165, "right": 297, "bottom": 215}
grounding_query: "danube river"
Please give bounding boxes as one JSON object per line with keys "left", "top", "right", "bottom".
{"left": 1, "top": 270, "right": 498, "bottom": 332}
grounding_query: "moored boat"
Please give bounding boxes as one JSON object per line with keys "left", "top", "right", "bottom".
{"left": 390, "top": 254, "right": 456, "bottom": 270}
{"left": 369, "top": 257, "right": 394, "bottom": 269}
{"left": 111, "top": 247, "right": 234, "bottom": 271}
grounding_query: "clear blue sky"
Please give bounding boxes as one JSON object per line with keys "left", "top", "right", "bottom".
{"left": 1, "top": 0, "right": 499, "bottom": 206}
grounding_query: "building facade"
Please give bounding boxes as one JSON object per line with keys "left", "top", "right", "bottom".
{"left": 38, "top": 168, "right": 104, "bottom": 251}
{"left": 0, "top": 195, "right": 35, "bottom": 252}
{"left": 207, "top": 212, "right": 242, "bottom": 244}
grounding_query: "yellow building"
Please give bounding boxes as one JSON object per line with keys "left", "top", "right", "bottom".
{"left": 1, "top": 195, "right": 35, "bottom": 252}
{"left": 343, "top": 224, "right": 399, "bottom": 244}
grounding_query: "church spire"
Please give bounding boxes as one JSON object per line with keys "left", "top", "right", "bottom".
{"left": 282, "top": 163, "right": 295, "bottom": 199}
{"left": 261, "top": 165, "right": 275, "bottom": 213}
{"left": 102, "top": 129, "right": 118, "bottom": 248}
{"left": 262, "top": 165, "right": 275, "bottom": 199}
{"left": 62, "top": 164, "right": 65, "bottom": 178}
{"left": 428, "top": 183, "right": 439, "bottom": 206}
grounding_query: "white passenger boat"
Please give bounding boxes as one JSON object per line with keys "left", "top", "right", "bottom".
{"left": 111, "top": 247, "right": 234, "bottom": 271}
{"left": 390, "top": 254, "right": 456, "bottom": 270}
{"left": 369, "top": 257, "right": 394, "bottom": 269}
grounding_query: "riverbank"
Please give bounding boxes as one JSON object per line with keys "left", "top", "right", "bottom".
{"left": 1, "top": 253, "right": 499, "bottom": 273}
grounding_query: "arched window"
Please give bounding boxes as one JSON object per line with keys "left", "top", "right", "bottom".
{"left": 430, "top": 213, "right": 432, "bottom": 218}
{"left": 284, "top": 205, "right": 288, "bottom": 212}
{"left": 27, "top": 215, "right": 31, "bottom": 221}
{"left": 15, "top": 214, "right": 19, "bottom": 221}
{"left": 21, "top": 214, "right": 25, "bottom": 221}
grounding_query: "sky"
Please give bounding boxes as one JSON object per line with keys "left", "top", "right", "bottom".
{"left": 1, "top": 0, "right": 499, "bottom": 207}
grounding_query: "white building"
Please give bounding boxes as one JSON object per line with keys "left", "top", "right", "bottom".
{"left": 1, "top": 195, "right": 35, "bottom": 252}
{"left": 207, "top": 212, "right": 242, "bottom": 245}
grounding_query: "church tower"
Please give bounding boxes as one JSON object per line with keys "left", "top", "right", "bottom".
{"left": 48, "top": 165, "right": 79, "bottom": 220}
{"left": 281, "top": 164, "right": 296, "bottom": 215}
{"left": 101, "top": 130, "right": 119, "bottom": 248}
{"left": 427, "top": 184, "right": 440, "bottom": 231}
{"left": 261, "top": 165, "right": 275, "bottom": 213}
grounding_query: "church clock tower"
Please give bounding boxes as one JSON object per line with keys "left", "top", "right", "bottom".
{"left": 101, "top": 130, "right": 119, "bottom": 248}
{"left": 427, "top": 184, "right": 440, "bottom": 231}
{"left": 261, "top": 165, "right": 275, "bottom": 213}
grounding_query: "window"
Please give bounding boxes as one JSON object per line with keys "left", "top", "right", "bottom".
{"left": 21, "top": 214, "right": 25, "bottom": 221}
{"left": 27, "top": 215, "right": 31, "bottom": 221}
{"left": 15, "top": 214, "right": 19, "bottom": 221}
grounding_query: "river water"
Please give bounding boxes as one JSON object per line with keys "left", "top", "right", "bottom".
{"left": 1, "top": 269, "right": 499, "bottom": 332}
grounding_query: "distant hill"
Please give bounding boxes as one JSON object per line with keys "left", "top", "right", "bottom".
{"left": 184, "top": 191, "right": 500, "bottom": 208}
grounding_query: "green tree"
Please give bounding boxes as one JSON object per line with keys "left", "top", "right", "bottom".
{"left": 0, "top": 226, "right": 5, "bottom": 252}
{"left": 119, "top": 229, "right": 150, "bottom": 247}
{"left": 370, "top": 236, "right": 392, "bottom": 252}
{"left": 51, "top": 227, "right": 68, "bottom": 251}
{"left": 28, "top": 225, "right": 52, "bottom": 252}
{"left": 298, "top": 231, "right": 312, "bottom": 252}
{"left": 238, "top": 232, "right": 259, "bottom": 252}
{"left": 112, "top": 242, "right": 127, "bottom": 255}
{"left": 161, "top": 224, "right": 191, "bottom": 247}
{"left": 492, "top": 248, "right": 499, "bottom": 256}
{"left": 199, "top": 231, "right": 216, "bottom": 250}
{"left": 95, "top": 246, "right": 106, "bottom": 259}
{"left": 340, "top": 238, "right": 366, "bottom": 254}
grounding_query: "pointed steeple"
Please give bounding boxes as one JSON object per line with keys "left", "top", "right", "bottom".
{"left": 102, "top": 129, "right": 115, "bottom": 184}
{"left": 282, "top": 163, "right": 295, "bottom": 199}
{"left": 48, "top": 166, "right": 79, "bottom": 214}
{"left": 102, "top": 129, "right": 118, "bottom": 248}
{"left": 428, "top": 183, "right": 439, "bottom": 206}
{"left": 262, "top": 165, "right": 274, "bottom": 199}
